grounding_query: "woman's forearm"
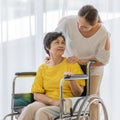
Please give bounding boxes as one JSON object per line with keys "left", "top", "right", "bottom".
{"left": 69, "top": 81, "right": 84, "bottom": 96}
{"left": 78, "top": 58, "right": 104, "bottom": 66}
{"left": 66, "top": 56, "right": 104, "bottom": 66}
{"left": 33, "top": 93, "right": 59, "bottom": 106}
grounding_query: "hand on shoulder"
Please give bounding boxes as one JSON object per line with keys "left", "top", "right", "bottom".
{"left": 66, "top": 56, "right": 79, "bottom": 64}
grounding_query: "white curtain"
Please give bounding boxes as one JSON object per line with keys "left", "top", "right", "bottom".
{"left": 0, "top": 0, "right": 120, "bottom": 119}
{"left": 0, "top": 0, "right": 45, "bottom": 119}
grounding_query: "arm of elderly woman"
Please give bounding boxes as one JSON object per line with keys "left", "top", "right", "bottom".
{"left": 33, "top": 93, "right": 60, "bottom": 106}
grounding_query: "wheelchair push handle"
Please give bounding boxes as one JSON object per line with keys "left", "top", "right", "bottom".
{"left": 87, "top": 60, "right": 96, "bottom": 67}
{"left": 89, "top": 60, "right": 96, "bottom": 64}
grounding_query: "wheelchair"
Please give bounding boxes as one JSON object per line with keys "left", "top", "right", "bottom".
{"left": 3, "top": 61, "right": 108, "bottom": 120}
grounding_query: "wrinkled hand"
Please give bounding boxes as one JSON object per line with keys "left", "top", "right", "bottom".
{"left": 52, "top": 100, "right": 60, "bottom": 107}
{"left": 64, "top": 72, "right": 73, "bottom": 76}
{"left": 66, "top": 56, "right": 79, "bottom": 63}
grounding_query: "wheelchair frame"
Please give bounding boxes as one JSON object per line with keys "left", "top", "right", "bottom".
{"left": 3, "top": 61, "right": 108, "bottom": 120}
{"left": 55, "top": 60, "right": 108, "bottom": 120}
{"left": 3, "top": 72, "right": 36, "bottom": 120}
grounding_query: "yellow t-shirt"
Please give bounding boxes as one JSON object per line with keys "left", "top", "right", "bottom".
{"left": 31, "top": 58, "right": 85, "bottom": 100}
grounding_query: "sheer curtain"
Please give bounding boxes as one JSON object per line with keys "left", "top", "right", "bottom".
{"left": 0, "top": 0, "right": 120, "bottom": 119}
{"left": 0, "top": 0, "right": 45, "bottom": 119}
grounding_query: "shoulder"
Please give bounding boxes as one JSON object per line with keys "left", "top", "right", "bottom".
{"left": 95, "top": 24, "right": 109, "bottom": 40}
{"left": 99, "top": 24, "right": 109, "bottom": 35}
{"left": 67, "top": 62, "right": 84, "bottom": 74}
{"left": 64, "top": 58, "right": 80, "bottom": 68}
{"left": 58, "top": 15, "right": 77, "bottom": 25}
{"left": 37, "top": 63, "right": 48, "bottom": 71}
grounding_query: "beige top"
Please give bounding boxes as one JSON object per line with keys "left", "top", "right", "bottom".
{"left": 55, "top": 15, "right": 110, "bottom": 76}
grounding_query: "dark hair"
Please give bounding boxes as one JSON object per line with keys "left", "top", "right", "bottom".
{"left": 43, "top": 32, "right": 65, "bottom": 55}
{"left": 78, "top": 5, "right": 99, "bottom": 25}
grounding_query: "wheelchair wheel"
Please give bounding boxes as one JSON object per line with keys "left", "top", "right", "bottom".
{"left": 76, "top": 94, "right": 108, "bottom": 120}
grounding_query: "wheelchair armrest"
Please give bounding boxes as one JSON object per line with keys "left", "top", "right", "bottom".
{"left": 64, "top": 74, "right": 88, "bottom": 80}
{"left": 15, "top": 72, "right": 36, "bottom": 77}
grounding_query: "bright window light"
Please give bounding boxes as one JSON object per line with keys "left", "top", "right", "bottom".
{"left": 0, "top": 16, "right": 35, "bottom": 42}
{"left": 1, "top": 11, "right": 120, "bottom": 43}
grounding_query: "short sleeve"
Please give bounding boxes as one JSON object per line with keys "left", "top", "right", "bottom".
{"left": 95, "top": 34, "right": 110, "bottom": 65}
{"left": 31, "top": 65, "right": 45, "bottom": 93}
{"left": 96, "top": 49, "right": 110, "bottom": 65}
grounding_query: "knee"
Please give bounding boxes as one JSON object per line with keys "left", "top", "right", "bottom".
{"left": 20, "top": 105, "right": 34, "bottom": 116}
{"left": 21, "top": 103, "right": 38, "bottom": 116}
{"left": 18, "top": 105, "right": 34, "bottom": 120}
{"left": 23, "top": 104, "right": 34, "bottom": 113}
{"left": 35, "top": 108, "right": 51, "bottom": 120}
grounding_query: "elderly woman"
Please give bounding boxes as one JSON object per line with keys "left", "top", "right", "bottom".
{"left": 18, "top": 32, "right": 85, "bottom": 120}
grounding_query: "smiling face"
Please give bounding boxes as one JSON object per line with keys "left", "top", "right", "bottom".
{"left": 47, "top": 36, "right": 66, "bottom": 57}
